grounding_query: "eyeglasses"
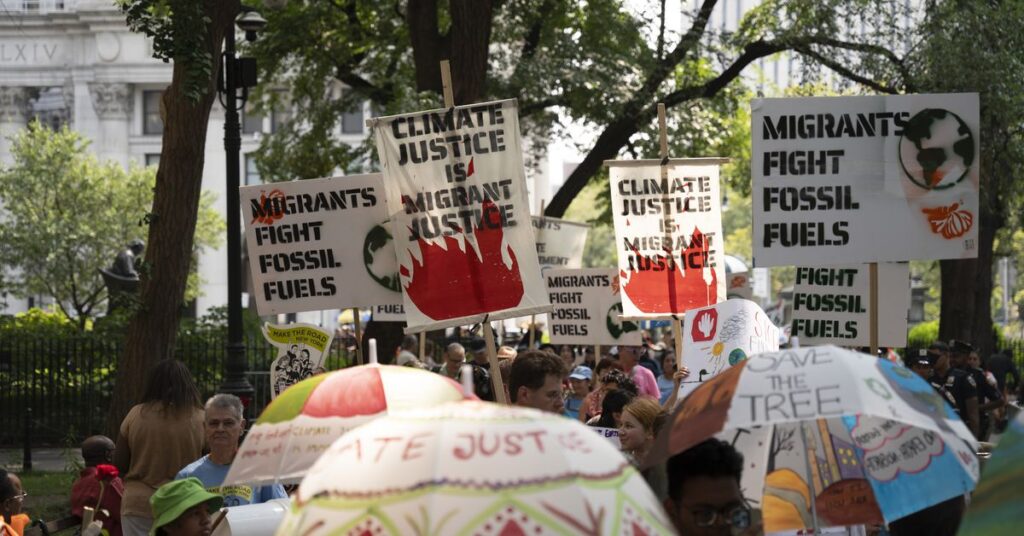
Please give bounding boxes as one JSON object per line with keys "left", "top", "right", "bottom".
{"left": 684, "top": 504, "right": 751, "bottom": 529}
{"left": 6, "top": 492, "right": 27, "bottom": 502}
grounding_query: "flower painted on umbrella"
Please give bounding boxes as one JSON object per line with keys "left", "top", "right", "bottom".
{"left": 922, "top": 202, "right": 973, "bottom": 239}
{"left": 619, "top": 227, "right": 718, "bottom": 314}
{"left": 400, "top": 200, "right": 524, "bottom": 320}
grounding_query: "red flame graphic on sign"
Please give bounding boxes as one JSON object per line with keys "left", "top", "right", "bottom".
{"left": 399, "top": 200, "right": 524, "bottom": 320}
{"left": 251, "top": 189, "right": 286, "bottom": 225}
{"left": 619, "top": 227, "right": 717, "bottom": 314}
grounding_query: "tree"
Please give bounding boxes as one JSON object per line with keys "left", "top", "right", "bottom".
{"left": 0, "top": 123, "right": 223, "bottom": 328}
{"left": 107, "top": 0, "right": 241, "bottom": 436}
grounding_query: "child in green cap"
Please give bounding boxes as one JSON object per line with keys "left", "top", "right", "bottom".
{"left": 149, "top": 478, "right": 223, "bottom": 536}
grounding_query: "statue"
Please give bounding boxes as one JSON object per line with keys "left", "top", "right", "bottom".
{"left": 99, "top": 239, "right": 145, "bottom": 314}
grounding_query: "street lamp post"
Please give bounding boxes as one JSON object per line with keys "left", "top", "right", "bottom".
{"left": 218, "top": 9, "right": 266, "bottom": 417}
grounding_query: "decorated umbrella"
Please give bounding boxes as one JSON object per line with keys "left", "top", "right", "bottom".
{"left": 276, "top": 400, "right": 674, "bottom": 535}
{"left": 958, "top": 405, "right": 1024, "bottom": 535}
{"left": 223, "top": 342, "right": 471, "bottom": 487}
{"left": 652, "top": 345, "right": 979, "bottom": 533}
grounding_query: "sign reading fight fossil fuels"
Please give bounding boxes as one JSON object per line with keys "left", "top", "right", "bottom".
{"left": 752, "top": 94, "right": 980, "bottom": 266}
{"left": 241, "top": 173, "right": 403, "bottom": 315}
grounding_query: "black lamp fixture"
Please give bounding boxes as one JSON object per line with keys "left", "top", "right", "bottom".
{"left": 217, "top": 7, "right": 266, "bottom": 417}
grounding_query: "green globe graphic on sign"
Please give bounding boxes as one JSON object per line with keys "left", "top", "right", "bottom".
{"left": 606, "top": 303, "right": 639, "bottom": 339}
{"left": 898, "top": 108, "right": 975, "bottom": 191}
{"left": 362, "top": 225, "right": 401, "bottom": 292}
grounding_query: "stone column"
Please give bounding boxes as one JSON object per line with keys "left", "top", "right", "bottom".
{"left": 0, "top": 87, "right": 31, "bottom": 164}
{"left": 88, "top": 82, "right": 132, "bottom": 167}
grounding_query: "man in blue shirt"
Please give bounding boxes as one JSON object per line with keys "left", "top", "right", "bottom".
{"left": 176, "top": 394, "right": 286, "bottom": 507}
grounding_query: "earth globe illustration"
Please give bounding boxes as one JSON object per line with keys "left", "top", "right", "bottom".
{"left": 898, "top": 108, "right": 974, "bottom": 190}
{"left": 362, "top": 225, "right": 401, "bottom": 292}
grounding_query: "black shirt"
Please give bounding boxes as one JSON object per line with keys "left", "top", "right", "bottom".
{"left": 932, "top": 368, "right": 977, "bottom": 420}
{"left": 969, "top": 367, "right": 1002, "bottom": 407}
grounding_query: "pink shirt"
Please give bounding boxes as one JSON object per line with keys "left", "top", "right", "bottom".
{"left": 630, "top": 365, "right": 660, "bottom": 399}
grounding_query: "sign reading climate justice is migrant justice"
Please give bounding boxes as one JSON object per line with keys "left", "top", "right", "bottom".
{"left": 608, "top": 159, "right": 726, "bottom": 319}
{"left": 752, "top": 94, "right": 980, "bottom": 267}
{"left": 545, "top": 268, "right": 642, "bottom": 346}
{"left": 791, "top": 263, "right": 910, "bottom": 347}
{"left": 371, "top": 99, "right": 550, "bottom": 332}
{"left": 533, "top": 216, "right": 589, "bottom": 271}
{"left": 241, "top": 173, "right": 403, "bottom": 315}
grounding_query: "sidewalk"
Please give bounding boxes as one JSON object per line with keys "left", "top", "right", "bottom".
{"left": 0, "top": 448, "right": 82, "bottom": 473}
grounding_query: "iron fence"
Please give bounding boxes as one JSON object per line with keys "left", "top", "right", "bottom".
{"left": 0, "top": 333, "right": 353, "bottom": 447}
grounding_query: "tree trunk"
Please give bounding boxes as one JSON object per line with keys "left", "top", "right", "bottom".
{"left": 362, "top": 320, "right": 406, "bottom": 365}
{"left": 106, "top": 1, "right": 240, "bottom": 437}
{"left": 407, "top": 0, "right": 493, "bottom": 105}
{"left": 939, "top": 196, "right": 1000, "bottom": 358}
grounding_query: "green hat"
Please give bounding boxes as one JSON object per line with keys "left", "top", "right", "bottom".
{"left": 149, "top": 478, "right": 223, "bottom": 535}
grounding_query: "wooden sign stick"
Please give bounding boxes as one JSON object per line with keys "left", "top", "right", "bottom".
{"left": 352, "top": 307, "right": 364, "bottom": 365}
{"left": 656, "top": 103, "right": 686, "bottom": 368}
{"left": 418, "top": 332, "right": 426, "bottom": 362}
{"left": 869, "top": 262, "right": 879, "bottom": 356}
{"left": 439, "top": 59, "right": 508, "bottom": 404}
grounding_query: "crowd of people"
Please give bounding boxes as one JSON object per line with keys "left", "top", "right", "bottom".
{"left": 1, "top": 332, "right": 1019, "bottom": 536}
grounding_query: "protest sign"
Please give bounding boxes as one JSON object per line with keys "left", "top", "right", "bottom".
{"left": 372, "top": 302, "right": 406, "bottom": 322}
{"left": 680, "top": 298, "right": 779, "bottom": 399}
{"left": 532, "top": 216, "right": 589, "bottom": 271}
{"left": 241, "top": 173, "right": 403, "bottom": 316}
{"left": 370, "top": 99, "right": 550, "bottom": 333}
{"left": 752, "top": 93, "right": 980, "bottom": 266}
{"left": 791, "top": 263, "right": 910, "bottom": 347}
{"left": 608, "top": 159, "right": 727, "bottom": 319}
{"left": 263, "top": 323, "right": 335, "bottom": 399}
{"left": 591, "top": 427, "right": 621, "bottom": 449}
{"left": 545, "top": 268, "right": 642, "bottom": 346}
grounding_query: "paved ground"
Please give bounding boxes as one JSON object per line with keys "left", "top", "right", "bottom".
{"left": 0, "top": 448, "right": 82, "bottom": 473}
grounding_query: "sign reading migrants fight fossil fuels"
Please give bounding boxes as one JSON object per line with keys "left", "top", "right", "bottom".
{"left": 241, "top": 173, "right": 403, "bottom": 316}
{"left": 371, "top": 99, "right": 550, "bottom": 332}
{"left": 790, "top": 263, "right": 910, "bottom": 347}
{"left": 608, "top": 159, "right": 726, "bottom": 319}
{"left": 752, "top": 94, "right": 980, "bottom": 266}
{"left": 544, "top": 268, "right": 641, "bottom": 346}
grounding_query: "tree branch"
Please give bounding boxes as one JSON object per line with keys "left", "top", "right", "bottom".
{"left": 520, "top": 95, "right": 569, "bottom": 115}
{"left": 794, "top": 45, "right": 901, "bottom": 95}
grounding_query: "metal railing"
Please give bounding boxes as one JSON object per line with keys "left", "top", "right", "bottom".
{"left": 0, "top": 333, "right": 353, "bottom": 447}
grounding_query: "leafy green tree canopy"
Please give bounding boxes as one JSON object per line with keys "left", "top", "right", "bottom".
{"left": 0, "top": 123, "right": 224, "bottom": 328}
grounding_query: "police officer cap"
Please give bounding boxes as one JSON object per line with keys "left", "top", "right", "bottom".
{"left": 929, "top": 340, "right": 949, "bottom": 353}
{"left": 911, "top": 349, "right": 933, "bottom": 367}
{"left": 949, "top": 339, "right": 974, "bottom": 355}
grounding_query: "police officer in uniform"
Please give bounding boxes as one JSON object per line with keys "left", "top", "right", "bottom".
{"left": 931, "top": 341, "right": 980, "bottom": 438}
{"left": 909, "top": 349, "right": 960, "bottom": 416}
{"left": 956, "top": 343, "right": 1003, "bottom": 441}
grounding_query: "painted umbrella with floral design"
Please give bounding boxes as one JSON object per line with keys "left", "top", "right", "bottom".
{"left": 651, "top": 345, "right": 979, "bottom": 533}
{"left": 276, "top": 400, "right": 674, "bottom": 536}
{"left": 223, "top": 362, "right": 472, "bottom": 487}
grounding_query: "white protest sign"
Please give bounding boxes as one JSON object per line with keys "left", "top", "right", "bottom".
{"left": 372, "top": 302, "right": 406, "bottom": 322}
{"left": 370, "top": 99, "right": 550, "bottom": 333}
{"left": 680, "top": 298, "right": 779, "bottom": 398}
{"left": 752, "top": 93, "right": 980, "bottom": 266}
{"left": 791, "top": 263, "right": 910, "bottom": 347}
{"left": 545, "top": 268, "right": 642, "bottom": 346}
{"left": 532, "top": 216, "right": 589, "bottom": 271}
{"left": 241, "top": 174, "right": 404, "bottom": 315}
{"left": 591, "top": 427, "right": 621, "bottom": 449}
{"left": 263, "top": 323, "right": 335, "bottom": 399}
{"left": 608, "top": 159, "right": 727, "bottom": 319}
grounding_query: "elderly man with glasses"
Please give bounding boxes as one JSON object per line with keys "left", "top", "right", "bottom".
{"left": 175, "top": 394, "right": 286, "bottom": 507}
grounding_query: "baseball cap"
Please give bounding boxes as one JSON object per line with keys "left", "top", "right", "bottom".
{"left": 149, "top": 478, "right": 223, "bottom": 535}
{"left": 910, "top": 349, "right": 933, "bottom": 367}
{"left": 569, "top": 366, "right": 593, "bottom": 381}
